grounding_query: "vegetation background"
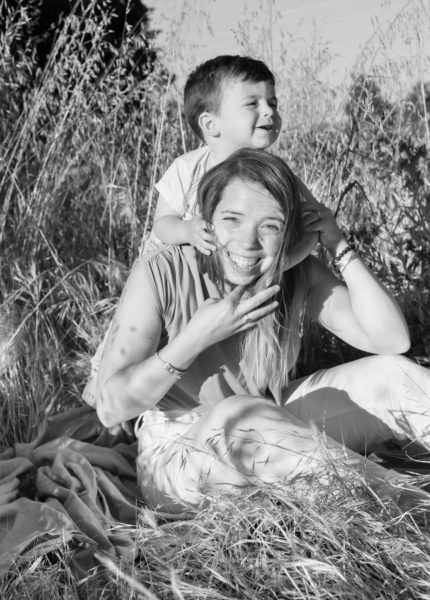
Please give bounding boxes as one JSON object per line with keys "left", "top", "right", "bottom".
{"left": 0, "top": 0, "right": 429, "bottom": 597}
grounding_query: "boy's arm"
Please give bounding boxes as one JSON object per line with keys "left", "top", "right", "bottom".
{"left": 153, "top": 194, "right": 216, "bottom": 255}
{"left": 152, "top": 194, "right": 190, "bottom": 245}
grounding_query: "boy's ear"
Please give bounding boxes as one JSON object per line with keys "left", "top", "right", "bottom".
{"left": 198, "top": 112, "right": 220, "bottom": 139}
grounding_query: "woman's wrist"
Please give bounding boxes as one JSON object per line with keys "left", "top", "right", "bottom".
{"left": 325, "top": 235, "right": 348, "bottom": 259}
{"left": 333, "top": 244, "right": 360, "bottom": 275}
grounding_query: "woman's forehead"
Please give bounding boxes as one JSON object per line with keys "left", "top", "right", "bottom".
{"left": 217, "top": 178, "right": 283, "bottom": 215}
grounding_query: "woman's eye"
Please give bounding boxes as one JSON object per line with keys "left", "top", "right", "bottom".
{"left": 223, "top": 216, "right": 240, "bottom": 224}
{"left": 262, "top": 223, "right": 281, "bottom": 234}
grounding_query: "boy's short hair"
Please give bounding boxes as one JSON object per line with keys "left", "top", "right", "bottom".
{"left": 184, "top": 55, "right": 275, "bottom": 141}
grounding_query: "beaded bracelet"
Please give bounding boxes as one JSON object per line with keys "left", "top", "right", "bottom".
{"left": 333, "top": 244, "right": 359, "bottom": 275}
{"left": 155, "top": 352, "right": 187, "bottom": 380}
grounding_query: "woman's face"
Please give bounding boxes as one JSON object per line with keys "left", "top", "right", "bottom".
{"left": 211, "top": 177, "right": 284, "bottom": 287}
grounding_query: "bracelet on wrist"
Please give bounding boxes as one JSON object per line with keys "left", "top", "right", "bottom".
{"left": 333, "top": 244, "right": 359, "bottom": 275}
{"left": 155, "top": 352, "right": 186, "bottom": 380}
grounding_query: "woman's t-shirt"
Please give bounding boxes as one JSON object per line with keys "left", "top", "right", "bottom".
{"left": 140, "top": 244, "right": 261, "bottom": 413}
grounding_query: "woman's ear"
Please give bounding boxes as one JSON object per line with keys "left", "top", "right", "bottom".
{"left": 199, "top": 112, "right": 220, "bottom": 139}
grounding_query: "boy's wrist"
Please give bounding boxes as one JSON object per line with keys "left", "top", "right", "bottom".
{"left": 180, "top": 219, "right": 193, "bottom": 245}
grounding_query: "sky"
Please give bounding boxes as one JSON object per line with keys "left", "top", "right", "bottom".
{"left": 145, "top": 0, "right": 429, "bottom": 90}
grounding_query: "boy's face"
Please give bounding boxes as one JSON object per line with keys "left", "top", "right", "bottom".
{"left": 212, "top": 78, "right": 281, "bottom": 156}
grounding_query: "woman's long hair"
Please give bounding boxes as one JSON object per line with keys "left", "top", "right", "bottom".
{"left": 197, "top": 148, "right": 309, "bottom": 395}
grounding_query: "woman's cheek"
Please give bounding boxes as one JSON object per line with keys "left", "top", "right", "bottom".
{"left": 213, "top": 228, "right": 230, "bottom": 248}
{"left": 259, "top": 255, "right": 275, "bottom": 275}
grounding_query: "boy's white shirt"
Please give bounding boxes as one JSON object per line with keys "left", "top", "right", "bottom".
{"left": 145, "top": 146, "right": 212, "bottom": 251}
{"left": 155, "top": 146, "right": 211, "bottom": 218}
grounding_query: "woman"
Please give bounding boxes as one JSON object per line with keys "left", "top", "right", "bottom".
{"left": 96, "top": 148, "right": 430, "bottom": 513}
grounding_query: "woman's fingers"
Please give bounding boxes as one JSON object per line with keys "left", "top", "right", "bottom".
{"left": 302, "top": 198, "right": 323, "bottom": 211}
{"left": 301, "top": 210, "right": 320, "bottom": 228}
{"left": 241, "top": 299, "right": 279, "bottom": 327}
{"left": 237, "top": 284, "right": 280, "bottom": 316}
{"left": 225, "top": 285, "right": 247, "bottom": 303}
{"left": 0, "top": 477, "right": 19, "bottom": 506}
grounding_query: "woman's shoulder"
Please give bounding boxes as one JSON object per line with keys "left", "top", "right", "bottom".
{"left": 134, "top": 245, "right": 199, "bottom": 283}
{"left": 130, "top": 245, "right": 203, "bottom": 317}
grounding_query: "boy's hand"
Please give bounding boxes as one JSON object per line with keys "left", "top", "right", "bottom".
{"left": 184, "top": 216, "right": 217, "bottom": 255}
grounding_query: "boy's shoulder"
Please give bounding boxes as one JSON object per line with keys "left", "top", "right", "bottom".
{"left": 173, "top": 146, "right": 211, "bottom": 171}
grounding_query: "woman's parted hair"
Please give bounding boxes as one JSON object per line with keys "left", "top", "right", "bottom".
{"left": 197, "top": 148, "right": 309, "bottom": 395}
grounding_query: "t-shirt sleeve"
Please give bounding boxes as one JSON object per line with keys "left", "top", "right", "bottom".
{"left": 155, "top": 157, "right": 189, "bottom": 216}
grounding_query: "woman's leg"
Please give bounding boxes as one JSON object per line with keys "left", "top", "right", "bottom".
{"left": 136, "top": 395, "right": 418, "bottom": 513}
{"left": 284, "top": 355, "right": 430, "bottom": 453}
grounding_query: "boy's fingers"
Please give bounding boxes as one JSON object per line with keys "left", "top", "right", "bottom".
{"left": 197, "top": 244, "right": 211, "bottom": 255}
{"left": 196, "top": 241, "right": 216, "bottom": 254}
{"left": 200, "top": 232, "right": 215, "bottom": 243}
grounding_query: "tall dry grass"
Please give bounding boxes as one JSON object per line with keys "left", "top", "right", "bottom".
{"left": 0, "top": 0, "right": 430, "bottom": 596}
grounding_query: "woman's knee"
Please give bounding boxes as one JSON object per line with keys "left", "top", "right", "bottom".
{"left": 205, "top": 395, "right": 275, "bottom": 429}
{"left": 365, "top": 355, "right": 421, "bottom": 389}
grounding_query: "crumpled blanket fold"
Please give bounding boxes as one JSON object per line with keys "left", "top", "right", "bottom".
{"left": 0, "top": 406, "right": 142, "bottom": 576}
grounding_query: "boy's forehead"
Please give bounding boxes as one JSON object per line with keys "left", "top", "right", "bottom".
{"left": 221, "top": 76, "right": 276, "bottom": 98}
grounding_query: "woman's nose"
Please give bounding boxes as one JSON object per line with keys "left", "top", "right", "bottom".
{"left": 240, "top": 226, "right": 260, "bottom": 249}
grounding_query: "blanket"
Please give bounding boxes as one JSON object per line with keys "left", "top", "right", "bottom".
{"left": 0, "top": 406, "right": 142, "bottom": 576}
{"left": 1, "top": 405, "right": 429, "bottom": 578}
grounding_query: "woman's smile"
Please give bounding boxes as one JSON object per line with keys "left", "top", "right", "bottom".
{"left": 227, "top": 251, "right": 260, "bottom": 270}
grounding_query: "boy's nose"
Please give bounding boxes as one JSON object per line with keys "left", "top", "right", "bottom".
{"left": 261, "top": 101, "right": 274, "bottom": 117}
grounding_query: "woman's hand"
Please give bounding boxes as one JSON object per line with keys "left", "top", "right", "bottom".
{"left": 186, "top": 284, "right": 280, "bottom": 349}
{"left": 301, "top": 200, "right": 344, "bottom": 256}
{"left": 184, "top": 216, "right": 217, "bottom": 255}
{"left": 0, "top": 477, "right": 19, "bottom": 506}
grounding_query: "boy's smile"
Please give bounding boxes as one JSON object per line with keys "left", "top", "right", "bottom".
{"left": 212, "top": 79, "right": 282, "bottom": 158}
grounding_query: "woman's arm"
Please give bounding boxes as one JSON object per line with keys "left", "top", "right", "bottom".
{"left": 96, "top": 260, "right": 280, "bottom": 427}
{"left": 305, "top": 205, "right": 410, "bottom": 354}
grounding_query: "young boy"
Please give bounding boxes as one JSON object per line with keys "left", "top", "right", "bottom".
{"left": 83, "top": 55, "right": 318, "bottom": 406}
{"left": 147, "top": 55, "right": 317, "bottom": 259}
